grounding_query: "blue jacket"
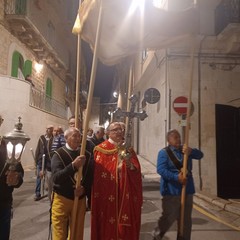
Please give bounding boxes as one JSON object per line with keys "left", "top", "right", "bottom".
{"left": 157, "top": 145, "right": 203, "bottom": 196}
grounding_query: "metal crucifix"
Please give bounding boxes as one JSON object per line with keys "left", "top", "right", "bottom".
{"left": 114, "top": 88, "right": 160, "bottom": 150}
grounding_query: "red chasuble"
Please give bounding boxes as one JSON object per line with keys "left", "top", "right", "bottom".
{"left": 91, "top": 140, "right": 143, "bottom": 240}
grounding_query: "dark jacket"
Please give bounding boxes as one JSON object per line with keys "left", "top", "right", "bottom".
{"left": 35, "top": 135, "right": 53, "bottom": 171}
{"left": 51, "top": 145, "right": 94, "bottom": 200}
{"left": 88, "top": 134, "right": 104, "bottom": 148}
{"left": 0, "top": 140, "right": 24, "bottom": 210}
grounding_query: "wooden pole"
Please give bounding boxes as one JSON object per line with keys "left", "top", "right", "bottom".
{"left": 74, "top": 33, "right": 82, "bottom": 129}
{"left": 70, "top": 1, "right": 103, "bottom": 239}
{"left": 126, "top": 62, "right": 133, "bottom": 112}
{"left": 117, "top": 87, "right": 123, "bottom": 109}
{"left": 124, "top": 61, "right": 133, "bottom": 133}
{"left": 179, "top": 35, "right": 196, "bottom": 237}
{"left": 40, "top": 154, "right": 45, "bottom": 197}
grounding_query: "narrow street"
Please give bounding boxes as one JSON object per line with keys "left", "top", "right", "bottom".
{"left": 10, "top": 170, "right": 240, "bottom": 240}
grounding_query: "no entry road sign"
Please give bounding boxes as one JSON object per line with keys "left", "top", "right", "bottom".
{"left": 173, "top": 96, "right": 190, "bottom": 116}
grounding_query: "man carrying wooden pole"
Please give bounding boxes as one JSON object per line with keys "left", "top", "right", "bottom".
{"left": 70, "top": 1, "right": 103, "bottom": 239}
{"left": 69, "top": 1, "right": 200, "bottom": 239}
{"left": 152, "top": 36, "right": 204, "bottom": 240}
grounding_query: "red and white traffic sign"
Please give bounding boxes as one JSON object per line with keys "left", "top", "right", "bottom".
{"left": 173, "top": 96, "right": 188, "bottom": 116}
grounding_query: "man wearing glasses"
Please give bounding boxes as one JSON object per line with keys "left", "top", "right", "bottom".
{"left": 91, "top": 122, "right": 142, "bottom": 240}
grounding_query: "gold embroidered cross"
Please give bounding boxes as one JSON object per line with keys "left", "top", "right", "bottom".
{"left": 108, "top": 195, "right": 115, "bottom": 202}
{"left": 109, "top": 217, "right": 115, "bottom": 224}
{"left": 101, "top": 172, "right": 107, "bottom": 178}
{"left": 122, "top": 214, "right": 128, "bottom": 222}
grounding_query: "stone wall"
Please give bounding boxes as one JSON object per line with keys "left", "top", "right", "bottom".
{"left": 134, "top": 48, "right": 240, "bottom": 196}
{"left": 0, "top": 76, "right": 68, "bottom": 168}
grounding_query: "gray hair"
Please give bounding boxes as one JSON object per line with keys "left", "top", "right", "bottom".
{"left": 106, "top": 122, "right": 120, "bottom": 132}
{"left": 64, "top": 127, "right": 80, "bottom": 139}
{"left": 119, "top": 122, "right": 126, "bottom": 131}
{"left": 166, "top": 129, "right": 180, "bottom": 141}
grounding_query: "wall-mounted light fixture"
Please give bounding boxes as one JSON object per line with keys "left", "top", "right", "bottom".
{"left": 34, "top": 62, "right": 44, "bottom": 73}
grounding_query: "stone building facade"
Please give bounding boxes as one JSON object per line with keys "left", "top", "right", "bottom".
{"left": 0, "top": 0, "right": 80, "bottom": 167}
{"left": 118, "top": 0, "right": 240, "bottom": 198}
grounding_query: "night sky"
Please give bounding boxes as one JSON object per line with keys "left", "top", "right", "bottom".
{"left": 82, "top": 41, "right": 116, "bottom": 103}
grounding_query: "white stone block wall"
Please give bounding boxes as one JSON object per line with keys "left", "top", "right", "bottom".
{"left": 0, "top": 76, "right": 68, "bottom": 168}
{"left": 134, "top": 51, "right": 168, "bottom": 166}
{"left": 134, "top": 48, "right": 240, "bottom": 196}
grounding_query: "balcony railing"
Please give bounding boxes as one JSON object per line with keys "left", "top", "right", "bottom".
{"left": 4, "top": 0, "right": 27, "bottom": 15}
{"left": 29, "top": 87, "right": 67, "bottom": 119}
{"left": 4, "top": 0, "right": 68, "bottom": 80}
{"left": 215, "top": 0, "right": 240, "bottom": 35}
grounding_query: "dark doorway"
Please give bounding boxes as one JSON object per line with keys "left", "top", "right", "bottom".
{"left": 215, "top": 104, "right": 240, "bottom": 198}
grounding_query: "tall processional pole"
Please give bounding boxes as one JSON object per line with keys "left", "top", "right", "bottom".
{"left": 70, "top": 1, "right": 103, "bottom": 239}
{"left": 179, "top": 1, "right": 198, "bottom": 236}
{"left": 179, "top": 34, "right": 196, "bottom": 238}
{"left": 74, "top": 7, "right": 82, "bottom": 128}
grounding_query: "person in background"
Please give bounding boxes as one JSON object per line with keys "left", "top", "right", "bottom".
{"left": 0, "top": 115, "right": 24, "bottom": 240}
{"left": 25, "top": 74, "right": 35, "bottom": 87}
{"left": 34, "top": 125, "right": 54, "bottom": 201}
{"left": 51, "top": 127, "right": 94, "bottom": 240}
{"left": 51, "top": 115, "right": 82, "bottom": 153}
{"left": 87, "top": 128, "right": 93, "bottom": 139}
{"left": 91, "top": 122, "right": 142, "bottom": 240}
{"left": 51, "top": 126, "right": 65, "bottom": 153}
{"left": 58, "top": 126, "right": 64, "bottom": 135}
{"left": 53, "top": 126, "right": 60, "bottom": 138}
{"left": 45, "top": 125, "right": 63, "bottom": 200}
{"left": 152, "top": 129, "right": 204, "bottom": 240}
{"left": 87, "top": 126, "right": 105, "bottom": 149}
{"left": 68, "top": 116, "right": 82, "bottom": 132}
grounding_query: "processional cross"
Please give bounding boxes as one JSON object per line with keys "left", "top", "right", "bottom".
{"left": 114, "top": 88, "right": 160, "bottom": 158}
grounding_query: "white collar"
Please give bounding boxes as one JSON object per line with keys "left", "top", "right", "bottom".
{"left": 66, "top": 143, "right": 79, "bottom": 151}
{"left": 108, "top": 138, "right": 118, "bottom": 145}
{"left": 108, "top": 138, "right": 123, "bottom": 147}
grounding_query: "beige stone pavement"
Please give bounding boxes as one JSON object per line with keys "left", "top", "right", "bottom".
{"left": 24, "top": 155, "right": 240, "bottom": 232}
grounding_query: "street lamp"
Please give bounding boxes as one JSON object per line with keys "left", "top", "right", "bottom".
{"left": 3, "top": 117, "right": 30, "bottom": 170}
{"left": 113, "top": 91, "right": 118, "bottom": 98}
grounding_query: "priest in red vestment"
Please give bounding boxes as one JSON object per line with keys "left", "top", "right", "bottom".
{"left": 91, "top": 122, "right": 143, "bottom": 240}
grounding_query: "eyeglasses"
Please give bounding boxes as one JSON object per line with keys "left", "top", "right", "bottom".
{"left": 109, "top": 128, "right": 122, "bottom": 133}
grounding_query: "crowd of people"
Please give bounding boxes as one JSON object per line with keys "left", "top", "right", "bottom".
{"left": 0, "top": 113, "right": 203, "bottom": 240}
